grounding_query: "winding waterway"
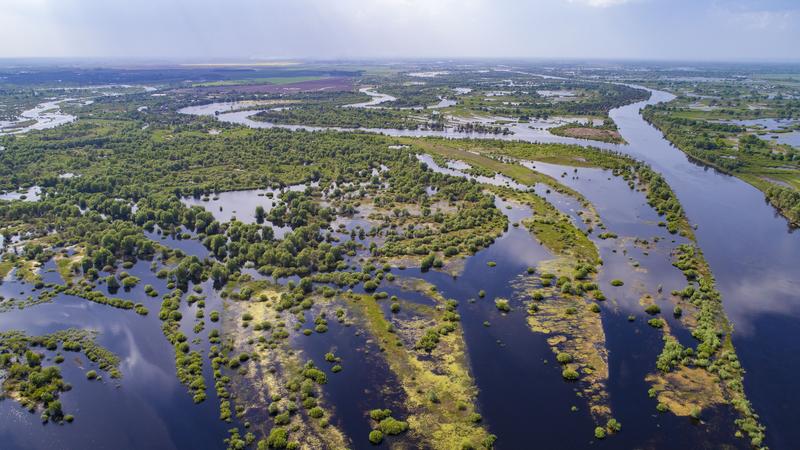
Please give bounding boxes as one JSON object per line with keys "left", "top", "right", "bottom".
{"left": 184, "top": 85, "right": 800, "bottom": 448}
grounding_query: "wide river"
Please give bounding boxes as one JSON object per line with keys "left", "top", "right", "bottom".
{"left": 183, "top": 87, "right": 800, "bottom": 448}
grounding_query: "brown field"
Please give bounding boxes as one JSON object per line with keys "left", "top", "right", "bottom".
{"left": 172, "top": 77, "right": 353, "bottom": 94}
{"left": 551, "top": 126, "right": 624, "bottom": 143}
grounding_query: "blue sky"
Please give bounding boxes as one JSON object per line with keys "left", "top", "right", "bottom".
{"left": 1, "top": 0, "right": 798, "bottom": 61}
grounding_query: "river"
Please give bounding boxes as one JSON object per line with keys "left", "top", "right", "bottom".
{"left": 611, "top": 88, "right": 800, "bottom": 450}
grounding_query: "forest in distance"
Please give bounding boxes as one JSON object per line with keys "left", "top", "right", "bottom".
{"left": 1, "top": 57, "right": 799, "bottom": 450}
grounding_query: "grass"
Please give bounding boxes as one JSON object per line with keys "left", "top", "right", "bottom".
{"left": 15, "top": 259, "right": 41, "bottom": 284}
{"left": 0, "top": 260, "right": 13, "bottom": 279}
{"left": 346, "top": 291, "right": 494, "bottom": 449}
{"left": 645, "top": 367, "right": 724, "bottom": 417}
{"left": 548, "top": 124, "right": 625, "bottom": 144}
{"left": 55, "top": 248, "right": 83, "bottom": 284}
{"left": 410, "top": 136, "right": 627, "bottom": 169}
{"left": 402, "top": 138, "right": 584, "bottom": 195}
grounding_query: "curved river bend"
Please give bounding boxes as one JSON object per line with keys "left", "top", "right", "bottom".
{"left": 183, "top": 87, "right": 800, "bottom": 448}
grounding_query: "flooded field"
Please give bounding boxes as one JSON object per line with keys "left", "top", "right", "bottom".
{"left": 0, "top": 100, "right": 75, "bottom": 136}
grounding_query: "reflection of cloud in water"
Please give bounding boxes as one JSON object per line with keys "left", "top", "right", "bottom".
{"left": 481, "top": 227, "right": 552, "bottom": 269}
{"left": 722, "top": 273, "right": 800, "bottom": 336}
{"left": 117, "top": 325, "right": 175, "bottom": 387}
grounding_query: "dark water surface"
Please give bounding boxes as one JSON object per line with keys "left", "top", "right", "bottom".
{"left": 0, "top": 261, "right": 230, "bottom": 450}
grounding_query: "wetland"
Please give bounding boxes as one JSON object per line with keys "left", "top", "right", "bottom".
{"left": 2, "top": 61, "right": 800, "bottom": 450}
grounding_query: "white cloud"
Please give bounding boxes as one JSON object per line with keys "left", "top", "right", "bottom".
{"left": 0, "top": 0, "right": 797, "bottom": 60}
{"left": 567, "top": 0, "right": 635, "bottom": 7}
{"left": 720, "top": 8, "right": 796, "bottom": 30}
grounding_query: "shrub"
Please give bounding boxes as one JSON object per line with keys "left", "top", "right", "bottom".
{"left": 610, "top": 279, "right": 624, "bottom": 287}
{"left": 369, "top": 409, "right": 392, "bottom": 421}
{"left": 416, "top": 329, "right": 440, "bottom": 352}
{"left": 594, "top": 427, "right": 606, "bottom": 439}
{"left": 121, "top": 276, "right": 140, "bottom": 289}
{"left": 556, "top": 353, "right": 573, "bottom": 364}
{"left": 494, "top": 298, "right": 510, "bottom": 312}
{"left": 644, "top": 304, "right": 661, "bottom": 315}
{"left": 379, "top": 417, "right": 409, "bottom": 435}
{"left": 86, "top": 370, "right": 98, "bottom": 380}
{"left": 562, "top": 368, "right": 579, "bottom": 380}
{"left": 106, "top": 276, "right": 120, "bottom": 290}
{"left": 368, "top": 430, "right": 383, "bottom": 445}
{"left": 274, "top": 412, "right": 290, "bottom": 425}
{"left": 420, "top": 254, "right": 435, "bottom": 272}
{"left": 266, "top": 428, "right": 288, "bottom": 448}
{"left": 487, "top": 261, "right": 496, "bottom": 267}
{"left": 308, "top": 407, "right": 324, "bottom": 419}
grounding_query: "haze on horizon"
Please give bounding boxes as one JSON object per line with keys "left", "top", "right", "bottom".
{"left": 1, "top": 0, "right": 799, "bottom": 62}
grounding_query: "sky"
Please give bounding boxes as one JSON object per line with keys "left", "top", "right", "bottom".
{"left": 1, "top": 0, "right": 799, "bottom": 61}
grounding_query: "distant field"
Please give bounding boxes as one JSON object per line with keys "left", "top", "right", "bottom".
{"left": 192, "top": 76, "right": 327, "bottom": 87}
{"left": 173, "top": 77, "right": 354, "bottom": 95}
{"left": 752, "top": 73, "right": 800, "bottom": 81}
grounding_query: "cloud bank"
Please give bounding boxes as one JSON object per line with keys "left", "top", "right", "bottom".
{"left": 0, "top": 0, "right": 798, "bottom": 61}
